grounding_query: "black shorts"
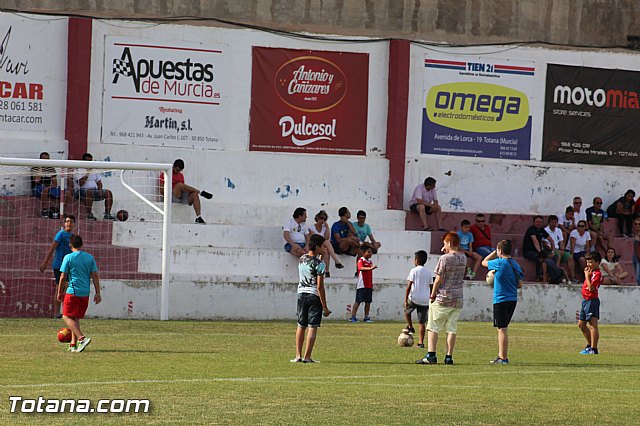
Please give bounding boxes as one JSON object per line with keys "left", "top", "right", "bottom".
{"left": 404, "top": 301, "right": 428, "bottom": 324}
{"left": 297, "top": 293, "right": 322, "bottom": 328}
{"left": 579, "top": 298, "right": 600, "bottom": 322}
{"left": 409, "top": 204, "right": 433, "bottom": 214}
{"left": 493, "top": 301, "right": 517, "bottom": 328}
{"left": 355, "top": 287, "right": 373, "bottom": 303}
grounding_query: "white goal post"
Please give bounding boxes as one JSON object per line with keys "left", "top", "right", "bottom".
{"left": 0, "top": 156, "right": 173, "bottom": 320}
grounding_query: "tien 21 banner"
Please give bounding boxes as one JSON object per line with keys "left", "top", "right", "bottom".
{"left": 421, "top": 54, "right": 534, "bottom": 160}
{"left": 543, "top": 64, "right": 640, "bottom": 167}
{"left": 249, "top": 47, "right": 369, "bottom": 155}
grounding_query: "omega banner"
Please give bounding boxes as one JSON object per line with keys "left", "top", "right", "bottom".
{"left": 249, "top": 47, "right": 369, "bottom": 155}
{"left": 421, "top": 54, "right": 534, "bottom": 160}
{"left": 102, "top": 36, "right": 228, "bottom": 148}
{"left": 543, "top": 64, "right": 640, "bottom": 167}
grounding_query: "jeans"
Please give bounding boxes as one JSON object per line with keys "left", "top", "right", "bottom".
{"left": 634, "top": 255, "right": 640, "bottom": 285}
{"left": 524, "top": 250, "right": 542, "bottom": 277}
{"left": 475, "top": 246, "right": 494, "bottom": 258}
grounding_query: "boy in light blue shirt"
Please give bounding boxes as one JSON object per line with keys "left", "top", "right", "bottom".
{"left": 458, "top": 219, "right": 482, "bottom": 280}
{"left": 57, "top": 234, "right": 101, "bottom": 353}
{"left": 352, "top": 210, "right": 381, "bottom": 254}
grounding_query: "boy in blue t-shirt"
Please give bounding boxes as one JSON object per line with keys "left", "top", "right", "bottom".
{"left": 458, "top": 220, "right": 482, "bottom": 280}
{"left": 57, "top": 234, "right": 101, "bottom": 353}
{"left": 482, "top": 239, "right": 524, "bottom": 365}
{"left": 39, "top": 215, "right": 75, "bottom": 318}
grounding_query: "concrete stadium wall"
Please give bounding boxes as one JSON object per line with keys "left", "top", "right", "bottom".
{"left": 90, "top": 280, "right": 640, "bottom": 324}
{"left": 404, "top": 44, "right": 640, "bottom": 216}
{"left": 2, "top": 0, "right": 638, "bottom": 46}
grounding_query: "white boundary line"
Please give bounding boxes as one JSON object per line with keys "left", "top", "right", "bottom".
{"left": 3, "top": 368, "right": 640, "bottom": 389}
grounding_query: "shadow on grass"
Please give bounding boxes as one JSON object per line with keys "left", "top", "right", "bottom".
{"left": 90, "top": 349, "right": 218, "bottom": 354}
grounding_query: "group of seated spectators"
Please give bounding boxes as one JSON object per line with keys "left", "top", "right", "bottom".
{"left": 410, "top": 182, "right": 640, "bottom": 284}
{"left": 283, "top": 207, "right": 381, "bottom": 278}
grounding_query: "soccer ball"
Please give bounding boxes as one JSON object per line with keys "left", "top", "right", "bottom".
{"left": 397, "top": 331, "right": 414, "bottom": 347}
{"left": 116, "top": 209, "right": 129, "bottom": 221}
{"left": 57, "top": 327, "right": 72, "bottom": 343}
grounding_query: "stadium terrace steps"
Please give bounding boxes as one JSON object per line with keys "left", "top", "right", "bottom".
{"left": 168, "top": 202, "right": 407, "bottom": 230}
{"left": 137, "top": 247, "right": 440, "bottom": 280}
{"left": 113, "top": 221, "right": 431, "bottom": 253}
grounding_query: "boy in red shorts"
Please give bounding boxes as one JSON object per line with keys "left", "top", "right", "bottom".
{"left": 57, "top": 234, "right": 101, "bottom": 353}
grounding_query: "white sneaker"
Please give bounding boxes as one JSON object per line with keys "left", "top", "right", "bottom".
{"left": 76, "top": 337, "right": 92, "bottom": 353}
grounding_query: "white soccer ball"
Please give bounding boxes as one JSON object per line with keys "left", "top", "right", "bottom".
{"left": 397, "top": 332, "right": 414, "bottom": 347}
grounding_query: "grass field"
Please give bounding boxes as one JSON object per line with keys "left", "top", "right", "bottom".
{"left": 1, "top": 318, "right": 639, "bottom": 425}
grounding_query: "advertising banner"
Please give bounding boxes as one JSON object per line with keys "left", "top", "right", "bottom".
{"left": 0, "top": 13, "right": 67, "bottom": 138}
{"left": 102, "top": 36, "right": 227, "bottom": 149}
{"left": 421, "top": 55, "right": 534, "bottom": 160}
{"left": 543, "top": 64, "right": 640, "bottom": 167}
{"left": 249, "top": 47, "right": 369, "bottom": 155}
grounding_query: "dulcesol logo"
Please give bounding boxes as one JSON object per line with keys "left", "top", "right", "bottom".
{"left": 426, "top": 82, "right": 529, "bottom": 132}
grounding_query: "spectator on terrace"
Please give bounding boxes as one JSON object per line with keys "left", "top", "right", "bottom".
{"left": 522, "top": 215, "right": 553, "bottom": 280}
{"left": 586, "top": 197, "right": 612, "bottom": 252}
{"left": 545, "top": 215, "right": 576, "bottom": 283}
{"left": 73, "top": 153, "right": 115, "bottom": 221}
{"left": 570, "top": 220, "right": 592, "bottom": 281}
{"left": 409, "top": 177, "right": 445, "bottom": 231}
{"left": 559, "top": 206, "right": 577, "bottom": 243}
{"left": 470, "top": 213, "right": 494, "bottom": 258}
{"left": 160, "top": 159, "right": 211, "bottom": 224}
{"left": 352, "top": 210, "right": 381, "bottom": 254}
{"left": 310, "top": 210, "right": 344, "bottom": 278}
{"left": 283, "top": 207, "right": 310, "bottom": 258}
{"left": 607, "top": 190, "right": 635, "bottom": 237}
{"left": 330, "top": 207, "right": 361, "bottom": 257}
{"left": 572, "top": 197, "right": 587, "bottom": 223}
{"left": 31, "top": 151, "right": 61, "bottom": 219}
{"left": 458, "top": 219, "right": 482, "bottom": 280}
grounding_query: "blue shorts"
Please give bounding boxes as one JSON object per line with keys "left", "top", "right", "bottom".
{"left": 579, "top": 298, "right": 600, "bottom": 321}
{"left": 355, "top": 287, "right": 373, "bottom": 303}
{"left": 284, "top": 242, "right": 305, "bottom": 252}
{"left": 34, "top": 184, "right": 61, "bottom": 199}
{"left": 297, "top": 292, "right": 322, "bottom": 328}
{"left": 75, "top": 188, "right": 107, "bottom": 201}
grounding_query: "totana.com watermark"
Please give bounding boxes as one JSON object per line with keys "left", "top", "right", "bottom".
{"left": 9, "top": 396, "right": 150, "bottom": 413}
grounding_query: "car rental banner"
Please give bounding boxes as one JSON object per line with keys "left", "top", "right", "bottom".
{"left": 102, "top": 36, "right": 228, "bottom": 149}
{"left": 421, "top": 54, "right": 534, "bottom": 160}
{"left": 543, "top": 64, "right": 640, "bottom": 167}
{"left": 249, "top": 47, "right": 369, "bottom": 155}
{"left": 0, "top": 13, "right": 67, "bottom": 139}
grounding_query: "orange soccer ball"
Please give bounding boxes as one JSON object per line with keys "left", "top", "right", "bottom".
{"left": 57, "top": 327, "right": 72, "bottom": 343}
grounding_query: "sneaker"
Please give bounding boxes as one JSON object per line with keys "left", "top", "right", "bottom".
{"left": 55, "top": 314, "right": 62, "bottom": 319}
{"left": 86, "top": 213, "right": 97, "bottom": 221}
{"left": 67, "top": 345, "right": 77, "bottom": 352}
{"left": 200, "top": 190, "right": 213, "bottom": 199}
{"left": 415, "top": 343, "right": 425, "bottom": 349}
{"left": 466, "top": 267, "right": 473, "bottom": 277}
{"left": 468, "top": 271, "right": 476, "bottom": 280}
{"left": 75, "top": 336, "right": 92, "bottom": 353}
{"left": 349, "top": 317, "right": 358, "bottom": 323}
{"left": 290, "top": 357, "right": 302, "bottom": 363}
{"left": 490, "top": 357, "right": 509, "bottom": 365}
{"left": 579, "top": 348, "right": 595, "bottom": 355}
{"left": 325, "top": 271, "right": 331, "bottom": 278}
{"left": 444, "top": 356, "right": 454, "bottom": 365}
{"left": 50, "top": 210, "right": 60, "bottom": 219}
{"left": 41, "top": 209, "right": 49, "bottom": 218}
{"left": 302, "top": 359, "right": 319, "bottom": 363}
{"left": 354, "top": 271, "right": 359, "bottom": 277}
{"left": 402, "top": 326, "right": 416, "bottom": 334}
{"left": 335, "top": 263, "right": 344, "bottom": 269}
{"left": 416, "top": 355, "right": 437, "bottom": 364}
{"left": 103, "top": 213, "right": 115, "bottom": 220}
{"left": 195, "top": 216, "right": 206, "bottom": 224}
{"left": 363, "top": 317, "right": 374, "bottom": 323}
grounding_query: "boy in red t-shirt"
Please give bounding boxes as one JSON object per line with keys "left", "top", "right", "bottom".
{"left": 349, "top": 246, "right": 377, "bottom": 323}
{"left": 578, "top": 251, "right": 602, "bottom": 355}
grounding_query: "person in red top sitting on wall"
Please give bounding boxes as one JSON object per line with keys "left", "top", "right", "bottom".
{"left": 470, "top": 213, "right": 494, "bottom": 258}
{"left": 160, "top": 159, "right": 212, "bottom": 224}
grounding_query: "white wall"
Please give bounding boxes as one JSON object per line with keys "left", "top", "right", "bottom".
{"left": 405, "top": 44, "right": 640, "bottom": 215}
{"left": 87, "top": 21, "right": 391, "bottom": 210}
{"left": 90, "top": 279, "right": 640, "bottom": 324}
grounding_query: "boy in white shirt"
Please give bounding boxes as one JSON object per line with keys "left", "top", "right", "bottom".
{"left": 403, "top": 250, "right": 432, "bottom": 348}
{"left": 545, "top": 215, "right": 576, "bottom": 282}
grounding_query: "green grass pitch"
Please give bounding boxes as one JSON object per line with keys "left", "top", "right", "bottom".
{"left": 1, "top": 318, "right": 639, "bottom": 425}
